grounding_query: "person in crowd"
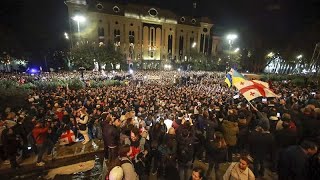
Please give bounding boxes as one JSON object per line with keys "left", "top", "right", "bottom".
{"left": 278, "top": 140, "right": 318, "bottom": 180}
{"left": 225, "top": 154, "right": 255, "bottom": 180}
{"left": 2, "top": 127, "right": 21, "bottom": 169}
{"left": 177, "top": 117, "right": 195, "bottom": 180}
{"left": 273, "top": 114, "right": 298, "bottom": 171}
{"left": 149, "top": 120, "right": 166, "bottom": 174}
{"left": 158, "top": 127, "right": 177, "bottom": 176}
{"left": 307, "top": 151, "right": 320, "bottom": 180}
{"left": 102, "top": 113, "right": 120, "bottom": 162}
{"left": 221, "top": 114, "right": 239, "bottom": 162}
{"left": 118, "top": 144, "right": 139, "bottom": 180}
{"left": 206, "top": 131, "right": 227, "bottom": 178}
{"left": 32, "top": 122, "right": 49, "bottom": 166}
{"left": 248, "top": 125, "right": 274, "bottom": 177}
{"left": 191, "top": 166, "right": 206, "bottom": 180}
{"left": 125, "top": 127, "right": 145, "bottom": 160}
{"left": 77, "top": 108, "right": 90, "bottom": 144}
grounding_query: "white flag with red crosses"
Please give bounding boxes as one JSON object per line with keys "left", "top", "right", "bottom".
{"left": 233, "top": 79, "right": 279, "bottom": 101}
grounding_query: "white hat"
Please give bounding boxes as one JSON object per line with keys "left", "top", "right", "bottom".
{"left": 108, "top": 166, "right": 123, "bottom": 180}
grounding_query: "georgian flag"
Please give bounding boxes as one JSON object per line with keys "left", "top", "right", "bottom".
{"left": 59, "top": 130, "right": 76, "bottom": 145}
{"left": 233, "top": 80, "right": 279, "bottom": 101}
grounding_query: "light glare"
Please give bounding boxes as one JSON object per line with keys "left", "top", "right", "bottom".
{"left": 72, "top": 15, "right": 86, "bottom": 23}
{"left": 226, "top": 34, "right": 238, "bottom": 41}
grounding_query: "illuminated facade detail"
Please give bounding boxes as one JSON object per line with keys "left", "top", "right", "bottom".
{"left": 65, "top": 0, "right": 220, "bottom": 64}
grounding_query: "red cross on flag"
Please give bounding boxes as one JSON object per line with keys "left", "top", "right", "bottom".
{"left": 59, "top": 129, "right": 76, "bottom": 145}
{"left": 233, "top": 79, "right": 279, "bottom": 101}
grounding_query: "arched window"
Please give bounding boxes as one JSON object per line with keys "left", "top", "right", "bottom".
{"left": 114, "top": 29, "right": 120, "bottom": 45}
{"left": 129, "top": 31, "right": 135, "bottom": 44}
{"left": 179, "top": 36, "right": 184, "bottom": 55}
{"left": 200, "top": 34, "right": 204, "bottom": 52}
{"left": 168, "top": 35, "right": 173, "bottom": 53}
{"left": 98, "top": 27, "right": 104, "bottom": 37}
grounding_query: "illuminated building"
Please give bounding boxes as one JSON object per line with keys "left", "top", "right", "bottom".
{"left": 65, "top": 0, "right": 220, "bottom": 69}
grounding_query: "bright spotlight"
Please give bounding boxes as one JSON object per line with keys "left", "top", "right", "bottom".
{"left": 297, "top": 54, "right": 303, "bottom": 59}
{"left": 226, "top": 34, "right": 238, "bottom": 41}
{"left": 234, "top": 48, "right": 240, "bottom": 53}
{"left": 72, "top": 15, "right": 86, "bottom": 23}
{"left": 192, "top": 42, "right": 196, "bottom": 48}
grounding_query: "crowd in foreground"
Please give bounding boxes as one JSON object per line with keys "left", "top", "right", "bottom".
{"left": 0, "top": 70, "right": 319, "bottom": 180}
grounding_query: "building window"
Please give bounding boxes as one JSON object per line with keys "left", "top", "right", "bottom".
{"left": 130, "top": 23, "right": 133, "bottom": 26}
{"left": 180, "top": 17, "right": 185, "bottom": 22}
{"left": 179, "top": 36, "right": 184, "bottom": 55}
{"left": 115, "top": 21, "right": 118, "bottom": 25}
{"left": 168, "top": 35, "right": 173, "bottom": 53}
{"left": 190, "top": 37, "right": 194, "bottom": 48}
{"left": 114, "top": 29, "right": 120, "bottom": 45}
{"left": 148, "top": 8, "right": 158, "bottom": 17}
{"left": 203, "top": 28, "right": 208, "bottom": 33}
{"left": 129, "top": 31, "right": 135, "bottom": 44}
{"left": 113, "top": 6, "right": 120, "bottom": 13}
{"left": 96, "top": 3, "right": 104, "bottom": 10}
{"left": 191, "top": 19, "right": 196, "bottom": 24}
{"left": 204, "top": 35, "right": 209, "bottom": 54}
{"left": 98, "top": 27, "right": 105, "bottom": 37}
{"left": 151, "top": 29, "right": 154, "bottom": 46}
{"left": 200, "top": 34, "right": 204, "bottom": 52}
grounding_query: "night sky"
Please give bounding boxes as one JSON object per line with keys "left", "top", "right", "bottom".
{"left": 1, "top": 0, "right": 320, "bottom": 59}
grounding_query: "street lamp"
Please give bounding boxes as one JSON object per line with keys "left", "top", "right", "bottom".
{"left": 234, "top": 47, "right": 240, "bottom": 53}
{"left": 226, "top": 34, "right": 238, "bottom": 49}
{"left": 72, "top": 15, "right": 86, "bottom": 40}
{"left": 297, "top": 54, "right": 303, "bottom": 59}
{"left": 192, "top": 42, "right": 196, "bottom": 48}
{"left": 64, "top": 32, "right": 69, "bottom": 39}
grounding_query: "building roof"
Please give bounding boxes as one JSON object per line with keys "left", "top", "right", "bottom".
{"left": 83, "top": 1, "right": 212, "bottom": 26}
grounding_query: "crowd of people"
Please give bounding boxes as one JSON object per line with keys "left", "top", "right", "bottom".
{"left": 0, "top": 70, "right": 319, "bottom": 180}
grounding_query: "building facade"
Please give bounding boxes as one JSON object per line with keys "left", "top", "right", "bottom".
{"left": 66, "top": 0, "right": 220, "bottom": 69}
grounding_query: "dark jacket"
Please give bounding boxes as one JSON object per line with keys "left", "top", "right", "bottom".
{"left": 248, "top": 129, "right": 274, "bottom": 159}
{"left": 2, "top": 130, "right": 19, "bottom": 156}
{"left": 275, "top": 128, "right": 298, "bottom": 149}
{"left": 278, "top": 145, "right": 309, "bottom": 180}
{"left": 102, "top": 121, "right": 119, "bottom": 147}
{"left": 206, "top": 139, "right": 227, "bottom": 163}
